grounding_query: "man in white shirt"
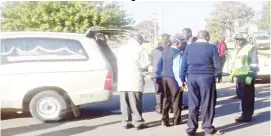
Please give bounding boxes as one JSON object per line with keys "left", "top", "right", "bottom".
{"left": 117, "top": 33, "right": 151, "bottom": 130}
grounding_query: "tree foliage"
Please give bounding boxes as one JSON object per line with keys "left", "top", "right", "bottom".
{"left": 135, "top": 20, "right": 158, "bottom": 43}
{"left": 257, "top": 1, "right": 270, "bottom": 34}
{"left": 205, "top": 2, "right": 255, "bottom": 41}
{"left": 0, "top": 1, "right": 135, "bottom": 33}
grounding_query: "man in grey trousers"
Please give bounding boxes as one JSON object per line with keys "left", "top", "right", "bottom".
{"left": 117, "top": 33, "right": 151, "bottom": 130}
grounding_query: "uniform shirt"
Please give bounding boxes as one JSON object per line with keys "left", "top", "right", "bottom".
{"left": 150, "top": 45, "right": 164, "bottom": 78}
{"left": 181, "top": 39, "right": 221, "bottom": 82}
{"left": 156, "top": 46, "right": 183, "bottom": 86}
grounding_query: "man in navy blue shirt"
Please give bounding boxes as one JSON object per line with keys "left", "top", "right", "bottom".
{"left": 156, "top": 34, "right": 187, "bottom": 127}
{"left": 150, "top": 33, "right": 171, "bottom": 114}
{"left": 181, "top": 30, "right": 222, "bottom": 136}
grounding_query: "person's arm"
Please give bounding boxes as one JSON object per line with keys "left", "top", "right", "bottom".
{"left": 225, "top": 42, "right": 228, "bottom": 54}
{"left": 156, "top": 56, "right": 163, "bottom": 77}
{"left": 138, "top": 48, "right": 151, "bottom": 70}
{"left": 150, "top": 49, "right": 156, "bottom": 66}
{"left": 173, "top": 53, "right": 182, "bottom": 87}
{"left": 215, "top": 41, "right": 219, "bottom": 53}
{"left": 181, "top": 49, "right": 188, "bottom": 82}
{"left": 212, "top": 46, "right": 221, "bottom": 76}
{"left": 248, "top": 48, "right": 259, "bottom": 79}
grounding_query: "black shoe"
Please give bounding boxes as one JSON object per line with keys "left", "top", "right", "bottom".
{"left": 122, "top": 123, "right": 134, "bottom": 129}
{"left": 161, "top": 121, "right": 171, "bottom": 127}
{"left": 235, "top": 116, "right": 251, "bottom": 123}
{"left": 205, "top": 130, "right": 224, "bottom": 136}
{"left": 182, "top": 105, "right": 189, "bottom": 110}
{"left": 136, "top": 124, "right": 148, "bottom": 130}
{"left": 231, "top": 96, "right": 241, "bottom": 99}
{"left": 186, "top": 132, "right": 196, "bottom": 136}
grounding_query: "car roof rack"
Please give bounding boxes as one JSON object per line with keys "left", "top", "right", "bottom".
{"left": 85, "top": 28, "right": 137, "bottom": 39}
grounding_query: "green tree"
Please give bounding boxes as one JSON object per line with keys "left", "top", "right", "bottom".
{"left": 205, "top": 2, "right": 255, "bottom": 41}
{"left": 0, "top": 1, "right": 134, "bottom": 33}
{"left": 135, "top": 20, "right": 158, "bottom": 43}
{"left": 257, "top": 2, "right": 270, "bottom": 34}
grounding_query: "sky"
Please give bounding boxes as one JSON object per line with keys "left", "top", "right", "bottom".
{"left": 119, "top": 1, "right": 264, "bottom": 35}
{"left": 0, "top": 1, "right": 265, "bottom": 35}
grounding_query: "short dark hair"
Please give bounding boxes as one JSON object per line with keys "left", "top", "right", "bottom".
{"left": 183, "top": 28, "right": 192, "bottom": 33}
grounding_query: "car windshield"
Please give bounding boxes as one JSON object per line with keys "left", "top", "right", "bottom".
{"left": 255, "top": 35, "right": 270, "bottom": 40}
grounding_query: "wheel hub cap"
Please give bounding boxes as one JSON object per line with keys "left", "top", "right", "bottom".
{"left": 36, "top": 97, "right": 61, "bottom": 119}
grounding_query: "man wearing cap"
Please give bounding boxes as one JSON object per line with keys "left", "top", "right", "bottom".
{"left": 150, "top": 33, "right": 171, "bottom": 114}
{"left": 156, "top": 33, "right": 187, "bottom": 126}
{"left": 229, "top": 33, "right": 259, "bottom": 122}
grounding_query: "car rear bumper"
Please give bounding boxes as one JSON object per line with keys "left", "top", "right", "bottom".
{"left": 71, "top": 90, "right": 113, "bottom": 106}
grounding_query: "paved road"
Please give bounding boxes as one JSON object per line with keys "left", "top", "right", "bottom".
{"left": 1, "top": 78, "right": 270, "bottom": 136}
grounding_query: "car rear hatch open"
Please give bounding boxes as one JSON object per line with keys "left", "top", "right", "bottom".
{"left": 85, "top": 29, "right": 135, "bottom": 88}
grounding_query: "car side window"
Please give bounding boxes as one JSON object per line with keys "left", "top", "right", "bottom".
{"left": 1, "top": 37, "right": 88, "bottom": 64}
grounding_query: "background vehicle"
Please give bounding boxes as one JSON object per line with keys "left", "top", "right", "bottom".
{"left": 250, "top": 32, "right": 270, "bottom": 49}
{"left": 0, "top": 30, "right": 125, "bottom": 122}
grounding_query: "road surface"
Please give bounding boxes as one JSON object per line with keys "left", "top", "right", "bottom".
{"left": 1, "top": 77, "right": 270, "bottom": 136}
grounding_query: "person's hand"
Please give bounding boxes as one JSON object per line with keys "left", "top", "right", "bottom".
{"left": 245, "top": 77, "right": 253, "bottom": 85}
{"left": 229, "top": 74, "right": 234, "bottom": 83}
{"left": 181, "top": 82, "right": 187, "bottom": 89}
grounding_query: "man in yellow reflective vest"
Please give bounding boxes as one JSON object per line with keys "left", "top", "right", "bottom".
{"left": 229, "top": 33, "right": 259, "bottom": 122}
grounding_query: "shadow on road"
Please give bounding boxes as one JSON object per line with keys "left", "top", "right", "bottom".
{"left": 1, "top": 93, "right": 157, "bottom": 136}
{"left": 36, "top": 121, "right": 120, "bottom": 136}
{"left": 217, "top": 111, "right": 270, "bottom": 133}
{"left": 1, "top": 110, "right": 31, "bottom": 120}
{"left": 1, "top": 122, "right": 63, "bottom": 136}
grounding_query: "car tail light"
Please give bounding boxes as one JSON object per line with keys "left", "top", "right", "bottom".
{"left": 104, "top": 72, "right": 113, "bottom": 90}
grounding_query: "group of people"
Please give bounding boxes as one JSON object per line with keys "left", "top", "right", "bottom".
{"left": 116, "top": 28, "right": 259, "bottom": 136}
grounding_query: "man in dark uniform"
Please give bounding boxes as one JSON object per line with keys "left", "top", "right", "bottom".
{"left": 156, "top": 34, "right": 187, "bottom": 127}
{"left": 181, "top": 28, "right": 197, "bottom": 110}
{"left": 229, "top": 33, "right": 259, "bottom": 122}
{"left": 181, "top": 30, "right": 223, "bottom": 136}
{"left": 150, "top": 33, "right": 171, "bottom": 114}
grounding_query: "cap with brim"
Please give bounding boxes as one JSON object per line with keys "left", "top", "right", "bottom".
{"left": 161, "top": 33, "right": 171, "bottom": 38}
{"left": 171, "top": 35, "right": 187, "bottom": 44}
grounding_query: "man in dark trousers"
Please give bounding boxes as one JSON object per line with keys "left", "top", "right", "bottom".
{"left": 156, "top": 34, "right": 187, "bottom": 127}
{"left": 150, "top": 33, "right": 171, "bottom": 114}
{"left": 215, "top": 36, "right": 228, "bottom": 83}
{"left": 181, "top": 28, "right": 197, "bottom": 110}
{"left": 229, "top": 33, "right": 259, "bottom": 122}
{"left": 181, "top": 30, "right": 223, "bottom": 136}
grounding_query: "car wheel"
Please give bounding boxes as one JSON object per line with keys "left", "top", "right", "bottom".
{"left": 29, "top": 90, "right": 71, "bottom": 122}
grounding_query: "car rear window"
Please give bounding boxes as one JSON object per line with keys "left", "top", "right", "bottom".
{"left": 1, "top": 37, "right": 88, "bottom": 64}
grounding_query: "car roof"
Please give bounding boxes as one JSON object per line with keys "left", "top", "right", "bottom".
{"left": 0, "top": 32, "right": 87, "bottom": 39}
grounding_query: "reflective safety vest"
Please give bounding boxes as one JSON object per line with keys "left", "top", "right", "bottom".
{"left": 231, "top": 44, "right": 255, "bottom": 76}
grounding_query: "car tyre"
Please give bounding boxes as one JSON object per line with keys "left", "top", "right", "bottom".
{"left": 29, "top": 90, "right": 72, "bottom": 122}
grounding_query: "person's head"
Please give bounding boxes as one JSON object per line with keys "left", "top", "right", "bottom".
{"left": 160, "top": 37, "right": 170, "bottom": 47}
{"left": 182, "top": 28, "right": 193, "bottom": 40}
{"left": 171, "top": 33, "right": 187, "bottom": 50}
{"left": 159, "top": 33, "right": 171, "bottom": 47}
{"left": 197, "top": 30, "right": 210, "bottom": 42}
{"left": 219, "top": 36, "right": 225, "bottom": 42}
{"left": 234, "top": 33, "right": 248, "bottom": 47}
{"left": 131, "top": 33, "right": 144, "bottom": 45}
